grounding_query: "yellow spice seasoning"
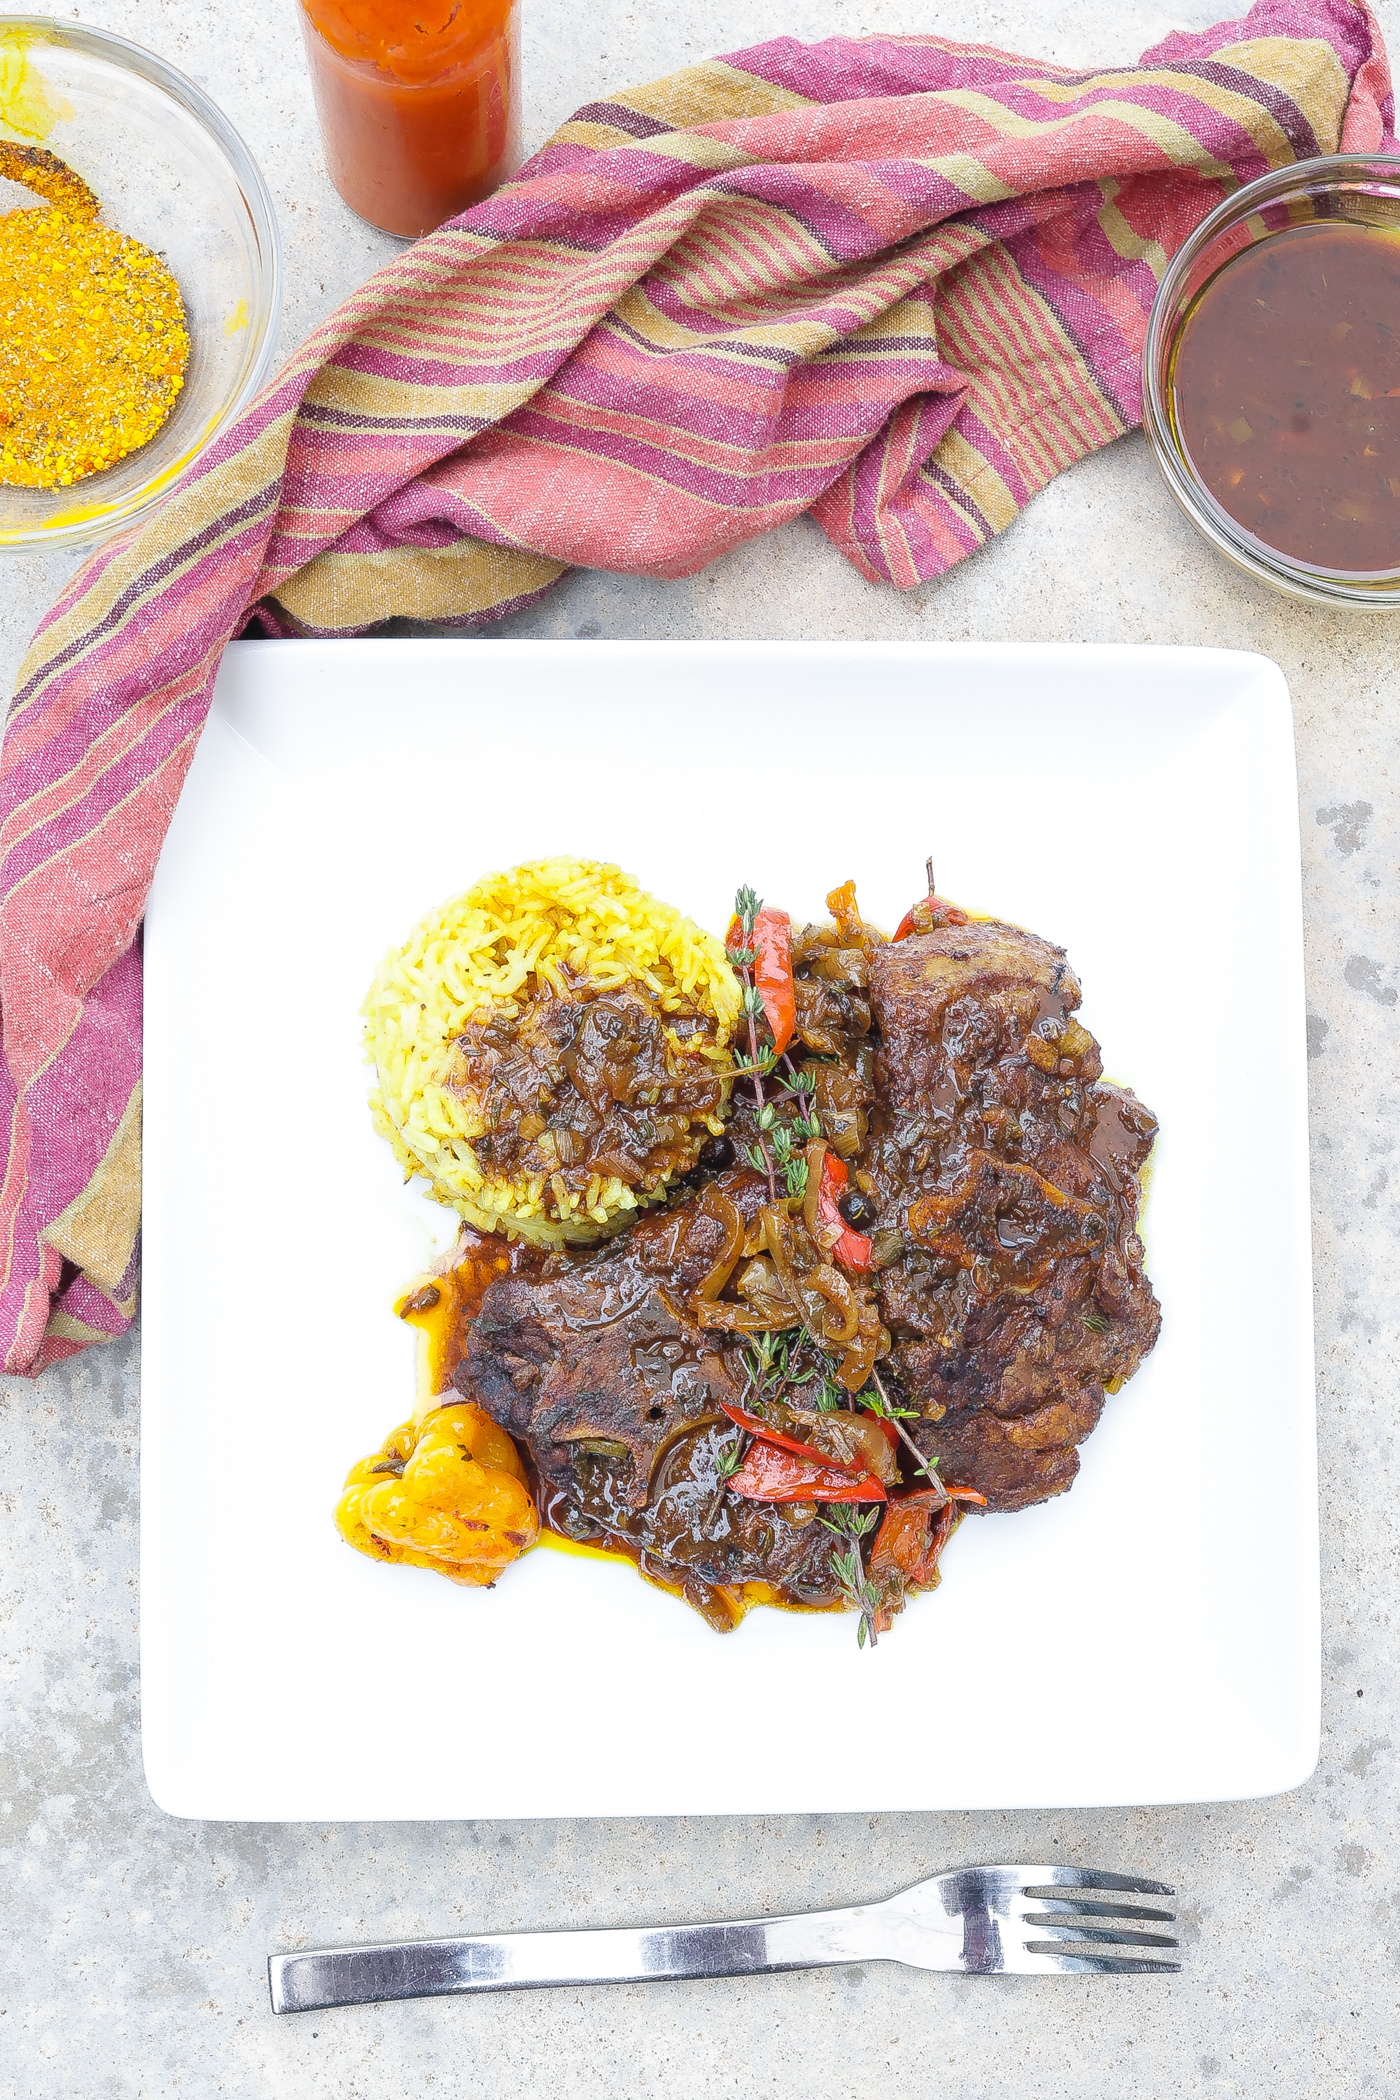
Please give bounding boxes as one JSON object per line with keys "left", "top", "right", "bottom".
{"left": 0, "top": 141, "right": 190, "bottom": 489}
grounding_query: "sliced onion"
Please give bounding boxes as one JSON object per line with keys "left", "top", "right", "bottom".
{"left": 693, "top": 1186, "right": 745, "bottom": 1302}
{"left": 812, "top": 1264, "right": 858, "bottom": 1344}
{"left": 802, "top": 1139, "right": 826, "bottom": 1237}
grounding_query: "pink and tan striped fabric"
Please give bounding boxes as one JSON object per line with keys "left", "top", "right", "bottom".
{"left": 1, "top": 2, "right": 1392, "bottom": 1371}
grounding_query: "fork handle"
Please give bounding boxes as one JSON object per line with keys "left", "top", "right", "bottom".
{"left": 269, "top": 1905, "right": 879, "bottom": 2013}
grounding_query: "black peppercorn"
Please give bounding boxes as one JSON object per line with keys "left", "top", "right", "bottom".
{"left": 837, "top": 1187, "right": 877, "bottom": 1229}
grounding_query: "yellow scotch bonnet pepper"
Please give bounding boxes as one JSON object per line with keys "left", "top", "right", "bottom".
{"left": 336, "top": 1401, "right": 538, "bottom": 1585}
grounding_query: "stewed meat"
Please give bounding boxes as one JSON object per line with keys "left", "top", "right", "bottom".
{"left": 460, "top": 1169, "right": 770, "bottom": 1504}
{"left": 458, "top": 1169, "right": 849, "bottom": 1627}
{"left": 862, "top": 919, "right": 1159, "bottom": 1511}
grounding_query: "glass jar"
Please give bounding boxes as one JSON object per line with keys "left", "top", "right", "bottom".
{"left": 1142, "top": 154, "right": 1400, "bottom": 609}
{"left": 298, "top": 0, "right": 519, "bottom": 239}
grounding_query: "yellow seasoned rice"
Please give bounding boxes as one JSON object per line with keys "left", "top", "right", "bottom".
{"left": 364, "top": 857, "right": 741, "bottom": 1243}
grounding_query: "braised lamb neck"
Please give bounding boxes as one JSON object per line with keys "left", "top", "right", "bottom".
{"left": 862, "top": 919, "right": 1159, "bottom": 1511}
{"left": 458, "top": 1169, "right": 849, "bottom": 1629}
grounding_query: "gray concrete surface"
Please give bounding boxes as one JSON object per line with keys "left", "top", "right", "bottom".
{"left": 2, "top": 2, "right": 1398, "bottom": 2094}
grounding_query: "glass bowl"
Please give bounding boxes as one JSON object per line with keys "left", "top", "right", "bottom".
{"left": 0, "top": 16, "right": 280, "bottom": 550}
{"left": 1142, "top": 154, "right": 1400, "bottom": 609}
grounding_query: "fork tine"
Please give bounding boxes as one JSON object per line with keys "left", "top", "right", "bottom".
{"left": 1022, "top": 1869, "right": 1176, "bottom": 1897}
{"left": 1032, "top": 1954, "right": 1182, "bottom": 1975}
{"left": 1025, "top": 1899, "right": 1177, "bottom": 1923}
{"left": 1024, "top": 1925, "right": 1178, "bottom": 1950}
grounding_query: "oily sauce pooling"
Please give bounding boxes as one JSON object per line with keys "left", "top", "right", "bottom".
{"left": 1171, "top": 220, "right": 1400, "bottom": 572}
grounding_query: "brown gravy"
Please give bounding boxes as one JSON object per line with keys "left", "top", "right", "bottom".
{"left": 397, "top": 1225, "right": 537, "bottom": 1408}
{"left": 1170, "top": 220, "right": 1400, "bottom": 572}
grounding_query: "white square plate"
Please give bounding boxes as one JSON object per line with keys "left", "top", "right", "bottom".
{"left": 142, "top": 640, "right": 1317, "bottom": 1819}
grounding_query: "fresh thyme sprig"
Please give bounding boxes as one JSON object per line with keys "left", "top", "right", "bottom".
{"left": 728, "top": 885, "right": 778, "bottom": 1203}
{"left": 706, "top": 1427, "right": 746, "bottom": 1530}
{"left": 730, "top": 1051, "right": 780, "bottom": 1081}
{"left": 778, "top": 1053, "right": 820, "bottom": 1143}
{"left": 741, "top": 1330, "right": 788, "bottom": 1410}
{"left": 820, "top": 1507, "right": 883, "bottom": 1647}
{"left": 820, "top": 1504, "right": 880, "bottom": 1544}
{"left": 866, "top": 1367, "right": 944, "bottom": 1491}
{"left": 754, "top": 1105, "right": 809, "bottom": 1199}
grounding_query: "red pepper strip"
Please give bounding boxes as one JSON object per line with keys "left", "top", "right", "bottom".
{"left": 816, "top": 1149, "right": 873, "bottom": 1273}
{"left": 726, "top": 906, "right": 796, "bottom": 1056}
{"left": 891, "top": 897, "right": 971, "bottom": 940}
{"left": 871, "top": 1481, "right": 983, "bottom": 1589}
{"left": 718, "top": 1396, "right": 863, "bottom": 1474}
{"left": 870, "top": 1497, "right": 938, "bottom": 1582}
{"left": 728, "top": 1439, "right": 888, "bottom": 1504}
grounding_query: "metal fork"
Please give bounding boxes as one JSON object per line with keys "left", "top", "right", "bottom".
{"left": 268, "top": 1864, "right": 1179, "bottom": 2013}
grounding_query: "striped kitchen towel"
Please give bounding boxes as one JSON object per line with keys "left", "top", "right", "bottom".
{"left": 1, "top": 0, "right": 1392, "bottom": 1370}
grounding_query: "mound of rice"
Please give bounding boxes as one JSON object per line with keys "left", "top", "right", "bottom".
{"left": 364, "top": 857, "right": 741, "bottom": 1243}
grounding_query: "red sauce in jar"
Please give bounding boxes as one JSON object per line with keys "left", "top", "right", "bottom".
{"left": 298, "top": 0, "right": 518, "bottom": 238}
{"left": 1170, "top": 220, "right": 1400, "bottom": 574}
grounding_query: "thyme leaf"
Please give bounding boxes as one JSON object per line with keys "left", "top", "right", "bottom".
{"left": 824, "top": 1535, "right": 882, "bottom": 1648}
{"left": 714, "top": 1436, "right": 743, "bottom": 1485}
{"left": 860, "top": 1387, "right": 918, "bottom": 1423}
{"left": 865, "top": 1366, "right": 945, "bottom": 1491}
{"left": 819, "top": 1505, "right": 879, "bottom": 1543}
{"left": 731, "top": 882, "right": 778, "bottom": 1201}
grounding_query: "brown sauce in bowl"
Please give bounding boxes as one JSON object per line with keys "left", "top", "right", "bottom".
{"left": 1170, "top": 220, "right": 1400, "bottom": 573}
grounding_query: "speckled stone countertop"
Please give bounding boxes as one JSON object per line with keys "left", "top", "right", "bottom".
{"left": 2, "top": 3, "right": 1398, "bottom": 2095}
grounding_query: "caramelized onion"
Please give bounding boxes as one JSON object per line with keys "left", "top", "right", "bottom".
{"left": 761, "top": 1202, "right": 802, "bottom": 1307}
{"left": 693, "top": 1185, "right": 745, "bottom": 1302}
{"left": 835, "top": 1301, "right": 884, "bottom": 1391}
{"left": 557, "top": 1433, "right": 631, "bottom": 1460}
{"left": 731, "top": 1305, "right": 800, "bottom": 1333}
{"left": 695, "top": 1300, "right": 800, "bottom": 1334}
{"left": 837, "top": 1338, "right": 876, "bottom": 1392}
{"left": 788, "top": 1407, "right": 899, "bottom": 1485}
{"left": 802, "top": 1139, "right": 827, "bottom": 1237}
{"left": 808, "top": 946, "right": 869, "bottom": 988}
{"left": 812, "top": 1264, "right": 859, "bottom": 1345}
{"left": 733, "top": 1257, "right": 800, "bottom": 1330}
